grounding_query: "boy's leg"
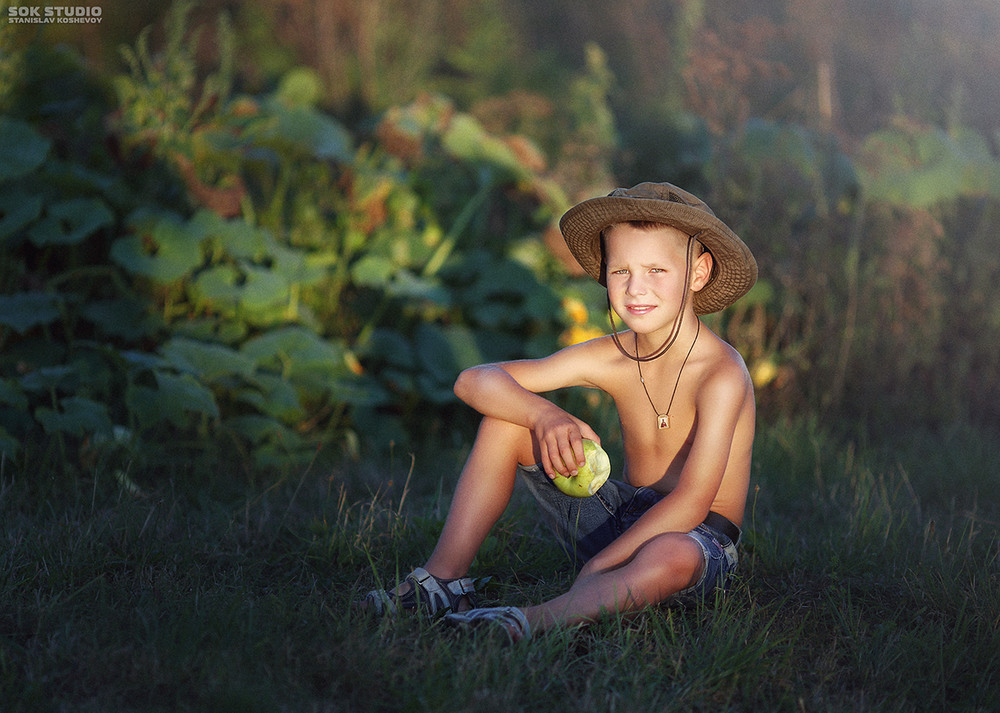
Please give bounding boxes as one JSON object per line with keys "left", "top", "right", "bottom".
{"left": 422, "top": 416, "right": 538, "bottom": 579}
{"left": 444, "top": 530, "right": 706, "bottom": 641}
{"left": 520, "top": 531, "right": 705, "bottom": 631}
{"left": 362, "top": 416, "right": 534, "bottom": 611}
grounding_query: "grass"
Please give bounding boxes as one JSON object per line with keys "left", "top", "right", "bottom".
{"left": 1, "top": 418, "right": 998, "bottom": 712}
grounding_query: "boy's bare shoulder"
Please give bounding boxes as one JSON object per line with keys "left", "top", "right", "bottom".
{"left": 696, "top": 330, "right": 754, "bottom": 405}
{"left": 543, "top": 332, "right": 626, "bottom": 365}
{"left": 707, "top": 330, "right": 751, "bottom": 373}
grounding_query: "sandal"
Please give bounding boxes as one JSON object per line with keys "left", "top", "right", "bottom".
{"left": 360, "top": 567, "right": 478, "bottom": 616}
{"left": 443, "top": 606, "right": 532, "bottom": 643}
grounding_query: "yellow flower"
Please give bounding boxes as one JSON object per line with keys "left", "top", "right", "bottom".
{"left": 562, "top": 297, "right": 589, "bottom": 325}
{"left": 560, "top": 325, "right": 605, "bottom": 346}
{"left": 750, "top": 359, "right": 778, "bottom": 388}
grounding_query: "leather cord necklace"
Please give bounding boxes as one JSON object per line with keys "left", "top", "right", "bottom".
{"left": 603, "top": 232, "right": 703, "bottom": 428}
{"left": 636, "top": 317, "right": 700, "bottom": 429}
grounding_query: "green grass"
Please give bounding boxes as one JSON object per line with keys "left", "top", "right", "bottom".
{"left": 2, "top": 419, "right": 998, "bottom": 712}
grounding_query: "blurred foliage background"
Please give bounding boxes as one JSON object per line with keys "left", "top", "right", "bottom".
{"left": 1, "top": 0, "right": 999, "bottom": 478}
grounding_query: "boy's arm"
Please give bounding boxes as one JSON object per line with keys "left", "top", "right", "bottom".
{"left": 453, "top": 340, "right": 605, "bottom": 478}
{"left": 580, "top": 362, "right": 753, "bottom": 575}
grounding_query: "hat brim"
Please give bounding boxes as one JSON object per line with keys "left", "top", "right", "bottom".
{"left": 559, "top": 195, "right": 757, "bottom": 315}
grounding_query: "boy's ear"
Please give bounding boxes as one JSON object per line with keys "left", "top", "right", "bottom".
{"left": 690, "top": 250, "right": 714, "bottom": 292}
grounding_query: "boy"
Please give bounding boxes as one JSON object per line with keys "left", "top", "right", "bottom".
{"left": 361, "top": 182, "right": 758, "bottom": 642}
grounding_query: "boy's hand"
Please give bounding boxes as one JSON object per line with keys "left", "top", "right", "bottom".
{"left": 533, "top": 407, "right": 601, "bottom": 479}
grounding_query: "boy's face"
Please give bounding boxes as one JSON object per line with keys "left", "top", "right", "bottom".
{"left": 603, "top": 223, "right": 698, "bottom": 338}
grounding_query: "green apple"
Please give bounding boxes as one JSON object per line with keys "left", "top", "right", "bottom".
{"left": 552, "top": 439, "right": 611, "bottom": 497}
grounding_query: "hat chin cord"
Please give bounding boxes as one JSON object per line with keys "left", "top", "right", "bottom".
{"left": 608, "top": 233, "right": 698, "bottom": 363}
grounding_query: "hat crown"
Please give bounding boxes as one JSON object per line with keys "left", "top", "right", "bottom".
{"left": 608, "top": 182, "right": 718, "bottom": 219}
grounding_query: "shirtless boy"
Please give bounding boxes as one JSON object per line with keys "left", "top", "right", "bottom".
{"left": 361, "top": 182, "right": 758, "bottom": 642}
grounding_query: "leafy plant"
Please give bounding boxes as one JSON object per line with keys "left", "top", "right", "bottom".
{"left": 0, "top": 2, "right": 590, "bottom": 475}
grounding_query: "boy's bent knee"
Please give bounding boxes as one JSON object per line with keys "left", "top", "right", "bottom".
{"left": 475, "top": 417, "right": 539, "bottom": 466}
{"left": 636, "top": 532, "right": 705, "bottom": 590}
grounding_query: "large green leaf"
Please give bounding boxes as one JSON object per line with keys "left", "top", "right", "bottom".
{"left": 465, "top": 258, "right": 535, "bottom": 302}
{"left": 385, "top": 270, "right": 451, "bottom": 304}
{"left": 191, "top": 265, "right": 242, "bottom": 312}
{"left": 415, "top": 323, "right": 481, "bottom": 388}
{"left": 858, "top": 125, "right": 1000, "bottom": 208}
{"left": 160, "top": 337, "right": 255, "bottom": 382}
{"left": 120, "top": 350, "right": 170, "bottom": 372}
{"left": 241, "top": 326, "right": 343, "bottom": 370}
{"left": 0, "top": 292, "right": 61, "bottom": 334}
{"left": 329, "top": 375, "right": 389, "bottom": 407}
{"left": 0, "top": 117, "right": 51, "bottom": 182}
{"left": 18, "top": 365, "right": 77, "bottom": 393}
{"left": 28, "top": 197, "right": 114, "bottom": 246}
{"left": 193, "top": 211, "right": 325, "bottom": 296}
{"left": 362, "top": 327, "right": 418, "bottom": 369}
{"left": 35, "top": 397, "right": 113, "bottom": 438}
{"left": 238, "top": 264, "right": 290, "bottom": 311}
{"left": 0, "top": 190, "right": 44, "bottom": 241}
{"left": 740, "top": 119, "right": 820, "bottom": 180}
{"left": 191, "top": 210, "right": 271, "bottom": 260}
{"left": 237, "top": 373, "right": 305, "bottom": 422}
{"left": 81, "top": 299, "right": 158, "bottom": 340}
{"left": 111, "top": 212, "right": 205, "bottom": 282}
{"left": 223, "top": 414, "right": 284, "bottom": 443}
{"left": 169, "top": 317, "right": 248, "bottom": 345}
{"left": 222, "top": 415, "right": 306, "bottom": 454}
{"left": 442, "top": 113, "right": 527, "bottom": 179}
{"left": 252, "top": 438, "right": 317, "bottom": 470}
{"left": 274, "top": 67, "right": 324, "bottom": 108}
{"left": 256, "top": 98, "right": 353, "bottom": 161}
{"left": 951, "top": 127, "right": 1000, "bottom": 197}
{"left": 471, "top": 301, "right": 520, "bottom": 328}
{"left": 127, "top": 371, "right": 220, "bottom": 429}
{"left": 241, "top": 326, "right": 349, "bottom": 394}
{"left": 416, "top": 373, "right": 459, "bottom": 404}
{"left": 351, "top": 254, "right": 395, "bottom": 288}
{"left": 270, "top": 242, "right": 327, "bottom": 285}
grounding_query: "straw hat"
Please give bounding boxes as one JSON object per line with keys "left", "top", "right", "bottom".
{"left": 559, "top": 182, "right": 757, "bottom": 314}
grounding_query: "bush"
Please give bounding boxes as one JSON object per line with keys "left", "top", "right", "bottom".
{"left": 706, "top": 117, "right": 1000, "bottom": 437}
{"left": 0, "top": 3, "right": 606, "bottom": 477}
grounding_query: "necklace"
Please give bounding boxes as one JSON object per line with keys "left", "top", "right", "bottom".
{"left": 636, "top": 318, "right": 700, "bottom": 429}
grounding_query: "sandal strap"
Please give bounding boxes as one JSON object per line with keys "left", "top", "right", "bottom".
{"left": 361, "top": 588, "right": 396, "bottom": 615}
{"left": 409, "top": 567, "right": 476, "bottom": 614}
{"left": 444, "top": 606, "right": 532, "bottom": 642}
{"left": 362, "top": 567, "right": 478, "bottom": 616}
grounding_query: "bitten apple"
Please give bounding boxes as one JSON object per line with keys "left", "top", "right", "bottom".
{"left": 552, "top": 439, "right": 611, "bottom": 497}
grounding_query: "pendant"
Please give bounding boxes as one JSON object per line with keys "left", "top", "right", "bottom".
{"left": 657, "top": 414, "right": 671, "bottom": 430}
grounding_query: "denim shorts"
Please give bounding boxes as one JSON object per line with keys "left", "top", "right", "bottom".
{"left": 517, "top": 463, "right": 740, "bottom": 601}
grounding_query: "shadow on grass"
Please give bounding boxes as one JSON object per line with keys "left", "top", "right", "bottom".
{"left": 1, "top": 418, "right": 997, "bottom": 712}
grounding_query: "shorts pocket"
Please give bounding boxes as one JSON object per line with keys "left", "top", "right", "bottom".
{"left": 617, "top": 487, "right": 663, "bottom": 532}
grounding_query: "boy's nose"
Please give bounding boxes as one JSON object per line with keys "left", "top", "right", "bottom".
{"left": 626, "top": 275, "right": 647, "bottom": 296}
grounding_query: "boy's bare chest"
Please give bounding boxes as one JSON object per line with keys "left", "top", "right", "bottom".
{"left": 603, "top": 361, "right": 698, "bottom": 488}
